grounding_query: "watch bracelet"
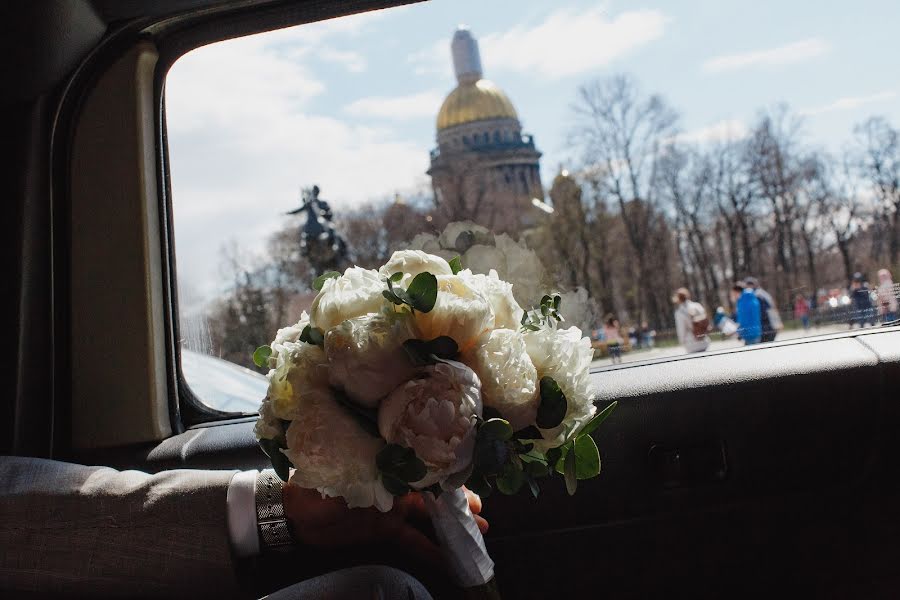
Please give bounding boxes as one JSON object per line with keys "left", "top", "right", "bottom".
{"left": 255, "top": 469, "right": 293, "bottom": 549}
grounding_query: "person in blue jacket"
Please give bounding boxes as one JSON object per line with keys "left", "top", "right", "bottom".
{"left": 731, "top": 282, "right": 762, "bottom": 345}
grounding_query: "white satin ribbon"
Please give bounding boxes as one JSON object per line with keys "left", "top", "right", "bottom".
{"left": 424, "top": 487, "right": 495, "bottom": 587}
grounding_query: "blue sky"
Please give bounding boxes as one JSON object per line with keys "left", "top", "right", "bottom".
{"left": 166, "top": 0, "right": 900, "bottom": 310}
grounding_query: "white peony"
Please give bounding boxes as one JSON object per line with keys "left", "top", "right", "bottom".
{"left": 379, "top": 250, "right": 452, "bottom": 283}
{"left": 269, "top": 312, "right": 310, "bottom": 363}
{"left": 523, "top": 326, "right": 596, "bottom": 450}
{"left": 254, "top": 398, "right": 283, "bottom": 441}
{"left": 439, "top": 221, "right": 491, "bottom": 252}
{"left": 266, "top": 340, "right": 328, "bottom": 420}
{"left": 284, "top": 387, "right": 394, "bottom": 512}
{"left": 325, "top": 311, "right": 417, "bottom": 408}
{"left": 492, "top": 234, "right": 547, "bottom": 308}
{"left": 377, "top": 360, "right": 482, "bottom": 488}
{"left": 309, "top": 267, "right": 385, "bottom": 332}
{"left": 458, "top": 269, "right": 523, "bottom": 330}
{"left": 413, "top": 274, "right": 494, "bottom": 352}
{"left": 465, "top": 329, "right": 539, "bottom": 431}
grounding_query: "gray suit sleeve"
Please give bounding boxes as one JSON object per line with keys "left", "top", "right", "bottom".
{"left": 0, "top": 456, "right": 242, "bottom": 599}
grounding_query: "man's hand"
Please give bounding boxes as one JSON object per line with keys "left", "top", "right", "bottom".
{"left": 282, "top": 484, "right": 488, "bottom": 570}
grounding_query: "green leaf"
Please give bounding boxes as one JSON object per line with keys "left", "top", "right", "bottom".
{"left": 563, "top": 445, "right": 578, "bottom": 495}
{"left": 578, "top": 401, "right": 618, "bottom": 439}
{"left": 524, "top": 460, "right": 549, "bottom": 479}
{"left": 465, "top": 470, "right": 492, "bottom": 498}
{"left": 496, "top": 461, "right": 524, "bottom": 495}
{"left": 389, "top": 271, "right": 404, "bottom": 283}
{"left": 298, "top": 325, "right": 325, "bottom": 347}
{"left": 252, "top": 345, "right": 272, "bottom": 368}
{"left": 377, "top": 444, "right": 427, "bottom": 483}
{"left": 426, "top": 336, "right": 459, "bottom": 359}
{"left": 259, "top": 438, "right": 291, "bottom": 482}
{"left": 536, "top": 376, "right": 568, "bottom": 429}
{"left": 553, "top": 294, "right": 561, "bottom": 310}
{"left": 448, "top": 256, "right": 463, "bottom": 275}
{"left": 480, "top": 418, "right": 513, "bottom": 441}
{"left": 520, "top": 310, "right": 529, "bottom": 326}
{"left": 525, "top": 474, "right": 540, "bottom": 498}
{"left": 406, "top": 272, "right": 438, "bottom": 313}
{"left": 545, "top": 447, "right": 563, "bottom": 473}
{"left": 312, "top": 271, "right": 341, "bottom": 291}
{"left": 381, "top": 473, "right": 411, "bottom": 496}
{"left": 401, "top": 339, "right": 431, "bottom": 366}
{"left": 383, "top": 290, "right": 404, "bottom": 305}
{"left": 572, "top": 434, "right": 601, "bottom": 480}
{"left": 474, "top": 438, "right": 508, "bottom": 475}
{"left": 513, "top": 425, "right": 543, "bottom": 440}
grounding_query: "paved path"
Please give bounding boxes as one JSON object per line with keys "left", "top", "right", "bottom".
{"left": 590, "top": 324, "right": 851, "bottom": 368}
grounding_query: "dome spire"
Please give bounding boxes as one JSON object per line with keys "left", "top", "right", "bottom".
{"left": 451, "top": 26, "right": 483, "bottom": 84}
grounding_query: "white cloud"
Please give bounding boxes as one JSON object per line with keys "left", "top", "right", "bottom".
{"left": 408, "top": 7, "right": 667, "bottom": 80}
{"left": 702, "top": 38, "right": 829, "bottom": 73}
{"left": 344, "top": 90, "right": 444, "bottom": 119}
{"left": 318, "top": 48, "right": 367, "bottom": 72}
{"left": 165, "top": 18, "right": 429, "bottom": 307}
{"left": 673, "top": 119, "right": 748, "bottom": 145}
{"left": 800, "top": 90, "right": 896, "bottom": 116}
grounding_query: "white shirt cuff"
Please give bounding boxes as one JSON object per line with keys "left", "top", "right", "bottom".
{"left": 226, "top": 470, "right": 259, "bottom": 558}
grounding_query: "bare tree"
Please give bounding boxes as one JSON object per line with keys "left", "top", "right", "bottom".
{"left": 571, "top": 74, "right": 679, "bottom": 327}
{"left": 855, "top": 116, "right": 900, "bottom": 266}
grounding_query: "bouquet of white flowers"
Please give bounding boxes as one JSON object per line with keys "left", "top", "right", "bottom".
{"left": 253, "top": 249, "right": 616, "bottom": 587}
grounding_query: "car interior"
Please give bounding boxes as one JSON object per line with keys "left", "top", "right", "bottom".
{"left": 5, "top": 1, "right": 900, "bottom": 598}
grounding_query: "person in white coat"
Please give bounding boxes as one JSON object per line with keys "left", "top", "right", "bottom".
{"left": 672, "top": 287, "right": 711, "bottom": 353}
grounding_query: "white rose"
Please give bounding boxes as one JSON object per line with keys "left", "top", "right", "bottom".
{"left": 413, "top": 274, "right": 494, "bottom": 352}
{"left": 465, "top": 329, "right": 539, "bottom": 431}
{"left": 266, "top": 340, "right": 328, "bottom": 420}
{"left": 325, "top": 311, "right": 417, "bottom": 408}
{"left": 377, "top": 360, "right": 482, "bottom": 488}
{"left": 523, "top": 326, "right": 596, "bottom": 450}
{"left": 458, "top": 269, "right": 523, "bottom": 330}
{"left": 309, "top": 267, "right": 385, "bottom": 332}
{"left": 379, "top": 250, "right": 452, "bottom": 283}
{"left": 284, "top": 387, "right": 394, "bottom": 512}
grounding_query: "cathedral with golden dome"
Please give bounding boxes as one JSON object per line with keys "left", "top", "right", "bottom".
{"left": 428, "top": 27, "right": 544, "bottom": 234}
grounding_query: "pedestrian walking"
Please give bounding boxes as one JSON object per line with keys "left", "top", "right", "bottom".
{"left": 672, "top": 287, "right": 710, "bottom": 353}
{"left": 603, "top": 315, "right": 624, "bottom": 364}
{"left": 849, "top": 272, "right": 875, "bottom": 328}
{"left": 876, "top": 268, "right": 898, "bottom": 324}
{"left": 745, "top": 277, "right": 782, "bottom": 342}
{"left": 794, "top": 294, "right": 810, "bottom": 331}
{"left": 731, "top": 282, "right": 762, "bottom": 345}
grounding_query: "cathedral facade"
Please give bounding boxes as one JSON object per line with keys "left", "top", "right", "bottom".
{"left": 428, "top": 27, "right": 544, "bottom": 234}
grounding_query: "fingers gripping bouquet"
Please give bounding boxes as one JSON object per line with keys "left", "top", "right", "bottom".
{"left": 253, "top": 250, "right": 616, "bottom": 587}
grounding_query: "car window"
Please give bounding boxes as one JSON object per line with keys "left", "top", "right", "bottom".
{"left": 166, "top": 0, "right": 900, "bottom": 413}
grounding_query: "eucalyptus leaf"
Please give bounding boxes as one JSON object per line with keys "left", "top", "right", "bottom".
{"left": 465, "top": 470, "right": 493, "bottom": 498}
{"left": 545, "top": 447, "right": 563, "bottom": 473}
{"left": 525, "top": 460, "right": 549, "bottom": 479}
{"left": 572, "top": 434, "right": 601, "bottom": 480}
{"left": 381, "top": 473, "right": 411, "bottom": 496}
{"left": 406, "top": 272, "right": 438, "bottom": 313}
{"left": 426, "top": 336, "right": 459, "bottom": 359}
{"left": 312, "top": 271, "right": 341, "bottom": 291}
{"left": 389, "top": 272, "right": 404, "bottom": 283}
{"left": 377, "top": 444, "right": 427, "bottom": 483}
{"left": 299, "top": 325, "right": 325, "bottom": 347}
{"left": 496, "top": 461, "right": 524, "bottom": 495}
{"left": 401, "top": 339, "right": 431, "bottom": 366}
{"left": 482, "top": 406, "right": 504, "bottom": 421}
{"left": 474, "top": 438, "right": 508, "bottom": 475}
{"left": 448, "top": 256, "right": 463, "bottom": 275}
{"left": 536, "top": 376, "right": 567, "bottom": 429}
{"left": 259, "top": 438, "right": 291, "bottom": 482}
{"left": 526, "top": 474, "right": 540, "bottom": 498}
{"left": 252, "top": 345, "right": 272, "bottom": 368}
{"left": 444, "top": 461, "right": 474, "bottom": 489}
{"left": 480, "top": 418, "right": 513, "bottom": 442}
{"left": 383, "top": 290, "right": 404, "bottom": 305}
{"left": 563, "top": 445, "right": 578, "bottom": 495}
{"left": 513, "top": 425, "right": 543, "bottom": 440}
{"left": 578, "top": 400, "right": 618, "bottom": 439}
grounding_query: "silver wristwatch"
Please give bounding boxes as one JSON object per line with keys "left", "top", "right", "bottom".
{"left": 255, "top": 469, "right": 293, "bottom": 550}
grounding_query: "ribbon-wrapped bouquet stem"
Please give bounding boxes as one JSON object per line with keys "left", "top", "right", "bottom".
{"left": 253, "top": 250, "right": 616, "bottom": 588}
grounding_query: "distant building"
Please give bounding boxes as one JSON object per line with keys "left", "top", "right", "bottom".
{"left": 428, "top": 27, "right": 544, "bottom": 235}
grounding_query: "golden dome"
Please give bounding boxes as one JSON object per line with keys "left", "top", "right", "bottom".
{"left": 437, "top": 79, "right": 518, "bottom": 130}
